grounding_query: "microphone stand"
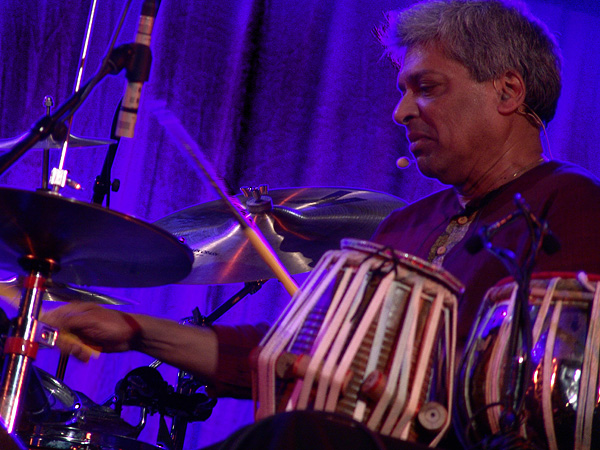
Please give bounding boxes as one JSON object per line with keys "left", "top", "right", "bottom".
{"left": 466, "top": 193, "right": 558, "bottom": 444}
{"left": 0, "top": 44, "right": 137, "bottom": 178}
{"left": 91, "top": 100, "right": 122, "bottom": 207}
{"left": 0, "top": 43, "right": 148, "bottom": 435}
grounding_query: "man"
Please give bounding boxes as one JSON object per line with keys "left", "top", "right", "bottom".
{"left": 44, "top": 0, "right": 600, "bottom": 447}
{"left": 372, "top": 0, "right": 600, "bottom": 349}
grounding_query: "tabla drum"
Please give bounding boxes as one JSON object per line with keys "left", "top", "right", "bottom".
{"left": 456, "top": 273, "right": 600, "bottom": 450}
{"left": 253, "top": 239, "right": 464, "bottom": 447}
{"left": 18, "top": 368, "right": 160, "bottom": 450}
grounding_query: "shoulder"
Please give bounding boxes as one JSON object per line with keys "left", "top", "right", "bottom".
{"left": 384, "top": 187, "right": 457, "bottom": 219}
{"left": 532, "top": 160, "right": 600, "bottom": 189}
{"left": 512, "top": 160, "right": 600, "bottom": 212}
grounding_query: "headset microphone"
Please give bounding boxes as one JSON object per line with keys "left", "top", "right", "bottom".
{"left": 396, "top": 157, "right": 411, "bottom": 169}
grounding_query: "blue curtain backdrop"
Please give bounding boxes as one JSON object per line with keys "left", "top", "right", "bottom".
{"left": 0, "top": 0, "right": 598, "bottom": 448}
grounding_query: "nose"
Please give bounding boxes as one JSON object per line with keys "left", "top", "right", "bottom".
{"left": 393, "top": 93, "right": 418, "bottom": 126}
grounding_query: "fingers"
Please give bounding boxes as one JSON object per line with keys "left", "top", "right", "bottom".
{"left": 41, "top": 302, "right": 103, "bottom": 328}
{"left": 41, "top": 303, "right": 107, "bottom": 360}
{"left": 58, "top": 332, "right": 101, "bottom": 362}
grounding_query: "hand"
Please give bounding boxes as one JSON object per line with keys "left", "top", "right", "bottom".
{"left": 42, "top": 302, "right": 142, "bottom": 362}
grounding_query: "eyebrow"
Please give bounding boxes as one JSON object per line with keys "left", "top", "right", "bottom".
{"left": 397, "top": 69, "right": 445, "bottom": 91}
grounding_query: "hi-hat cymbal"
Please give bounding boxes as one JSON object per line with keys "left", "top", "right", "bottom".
{"left": 0, "top": 133, "right": 115, "bottom": 150}
{"left": 0, "top": 187, "right": 193, "bottom": 288}
{"left": 0, "top": 277, "right": 134, "bottom": 306}
{"left": 154, "top": 187, "right": 406, "bottom": 284}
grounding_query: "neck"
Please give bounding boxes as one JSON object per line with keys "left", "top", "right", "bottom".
{"left": 456, "top": 152, "right": 546, "bottom": 203}
{"left": 456, "top": 119, "right": 546, "bottom": 201}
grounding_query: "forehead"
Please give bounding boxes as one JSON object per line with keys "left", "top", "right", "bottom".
{"left": 396, "top": 45, "right": 472, "bottom": 86}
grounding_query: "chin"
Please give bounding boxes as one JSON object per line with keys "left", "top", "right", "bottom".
{"left": 414, "top": 160, "right": 438, "bottom": 179}
{"left": 416, "top": 163, "right": 454, "bottom": 186}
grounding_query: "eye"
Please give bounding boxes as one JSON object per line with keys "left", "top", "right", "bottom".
{"left": 417, "top": 84, "right": 438, "bottom": 96}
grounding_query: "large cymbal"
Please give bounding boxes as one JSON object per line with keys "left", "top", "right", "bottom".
{"left": 0, "top": 133, "right": 115, "bottom": 150}
{"left": 0, "top": 188, "right": 193, "bottom": 287}
{"left": 154, "top": 187, "right": 406, "bottom": 284}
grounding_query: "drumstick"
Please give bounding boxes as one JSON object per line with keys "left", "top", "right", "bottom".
{"left": 150, "top": 101, "right": 299, "bottom": 296}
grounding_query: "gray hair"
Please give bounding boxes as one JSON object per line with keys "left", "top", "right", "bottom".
{"left": 378, "top": 0, "right": 562, "bottom": 124}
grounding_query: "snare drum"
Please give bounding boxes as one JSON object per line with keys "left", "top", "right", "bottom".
{"left": 253, "top": 239, "right": 463, "bottom": 446}
{"left": 456, "top": 273, "right": 600, "bottom": 450}
{"left": 18, "top": 368, "right": 160, "bottom": 450}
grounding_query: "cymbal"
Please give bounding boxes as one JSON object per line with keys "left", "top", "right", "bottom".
{"left": 0, "top": 188, "right": 193, "bottom": 288}
{"left": 0, "top": 277, "right": 135, "bottom": 306}
{"left": 0, "top": 133, "right": 115, "bottom": 150}
{"left": 154, "top": 187, "right": 406, "bottom": 284}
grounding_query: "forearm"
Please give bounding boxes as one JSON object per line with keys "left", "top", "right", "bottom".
{"left": 127, "top": 313, "right": 219, "bottom": 382}
{"left": 43, "top": 303, "right": 267, "bottom": 398}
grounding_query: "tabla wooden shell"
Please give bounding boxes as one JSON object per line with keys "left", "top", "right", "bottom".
{"left": 253, "top": 239, "right": 463, "bottom": 446}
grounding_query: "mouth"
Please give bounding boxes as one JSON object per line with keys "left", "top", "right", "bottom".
{"left": 408, "top": 136, "right": 431, "bottom": 155}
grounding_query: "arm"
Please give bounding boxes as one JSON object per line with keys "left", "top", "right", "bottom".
{"left": 42, "top": 303, "right": 219, "bottom": 382}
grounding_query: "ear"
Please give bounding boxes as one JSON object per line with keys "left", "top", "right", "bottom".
{"left": 493, "top": 70, "right": 526, "bottom": 115}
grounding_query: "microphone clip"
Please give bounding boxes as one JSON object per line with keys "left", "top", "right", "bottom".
{"left": 106, "top": 43, "right": 152, "bottom": 82}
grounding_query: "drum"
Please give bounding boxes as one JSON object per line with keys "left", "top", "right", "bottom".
{"left": 456, "top": 273, "right": 600, "bottom": 450}
{"left": 253, "top": 239, "right": 463, "bottom": 447}
{"left": 18, "top": 368, "right": 160, "bottom": 450}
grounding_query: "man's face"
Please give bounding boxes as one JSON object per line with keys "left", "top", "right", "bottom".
{"left": 394, "top": 45, "right": 500, "bottom": 187}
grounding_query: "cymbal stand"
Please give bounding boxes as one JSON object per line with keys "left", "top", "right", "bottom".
{"left": 0, "top": 257, "right": 58, "bottom": 432}
{"left": 0, "top": 26, "right": 157, "bottom": 441}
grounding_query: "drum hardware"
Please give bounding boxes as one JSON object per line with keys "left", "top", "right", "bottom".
{"left": 459, "top": 193, "right": 562, "bottom": 448}
{"left": 141, "top": 280, "right": 265, "bottom": 450}
{"left": 17, "top": 367, "right": 164, "bottom": 450}
{"left": 253, "top": 239, "right": 463, "bottom": 447}
{"left": 100, "top": 366, "right": 216, "bottom": 450}
{"left": 154, "top": 185, "right": 406, "bottom": 284}
{"left": 112, "top": 366, "right": 215, "bottom": 424}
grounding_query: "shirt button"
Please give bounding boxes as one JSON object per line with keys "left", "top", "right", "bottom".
{"left": 436, "top": 246, "right": 447, "bottom": 256}
{"left": 457, "top": 216, "right": 468, "bottom": 225}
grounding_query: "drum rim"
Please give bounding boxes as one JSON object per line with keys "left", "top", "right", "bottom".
{"left": 341, "top": 238, "right": 464, "bottom": 294}
{"left": 22, "top": 425, "right": 160, "bottom": 449}
{"left": 495, "top": 271, "right": 600, "bottom": 287}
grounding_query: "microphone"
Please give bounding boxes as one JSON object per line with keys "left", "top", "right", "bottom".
{"left": 514, "top": 193, "right": 561, "bottom": 255}
{"left": 396, "top": 156, "right": 411, "bottom": 169}
{"left": 466, "top": 195, "right": 561, "bottom": 256}
{"left": 465, "top": 228, "right": 487, "bottom": 254}
{"left": 116, "top": 0, "right": 158, "bottom": 138}
{"left": 541, "top": 230, "right": 561, "bottom": 255}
